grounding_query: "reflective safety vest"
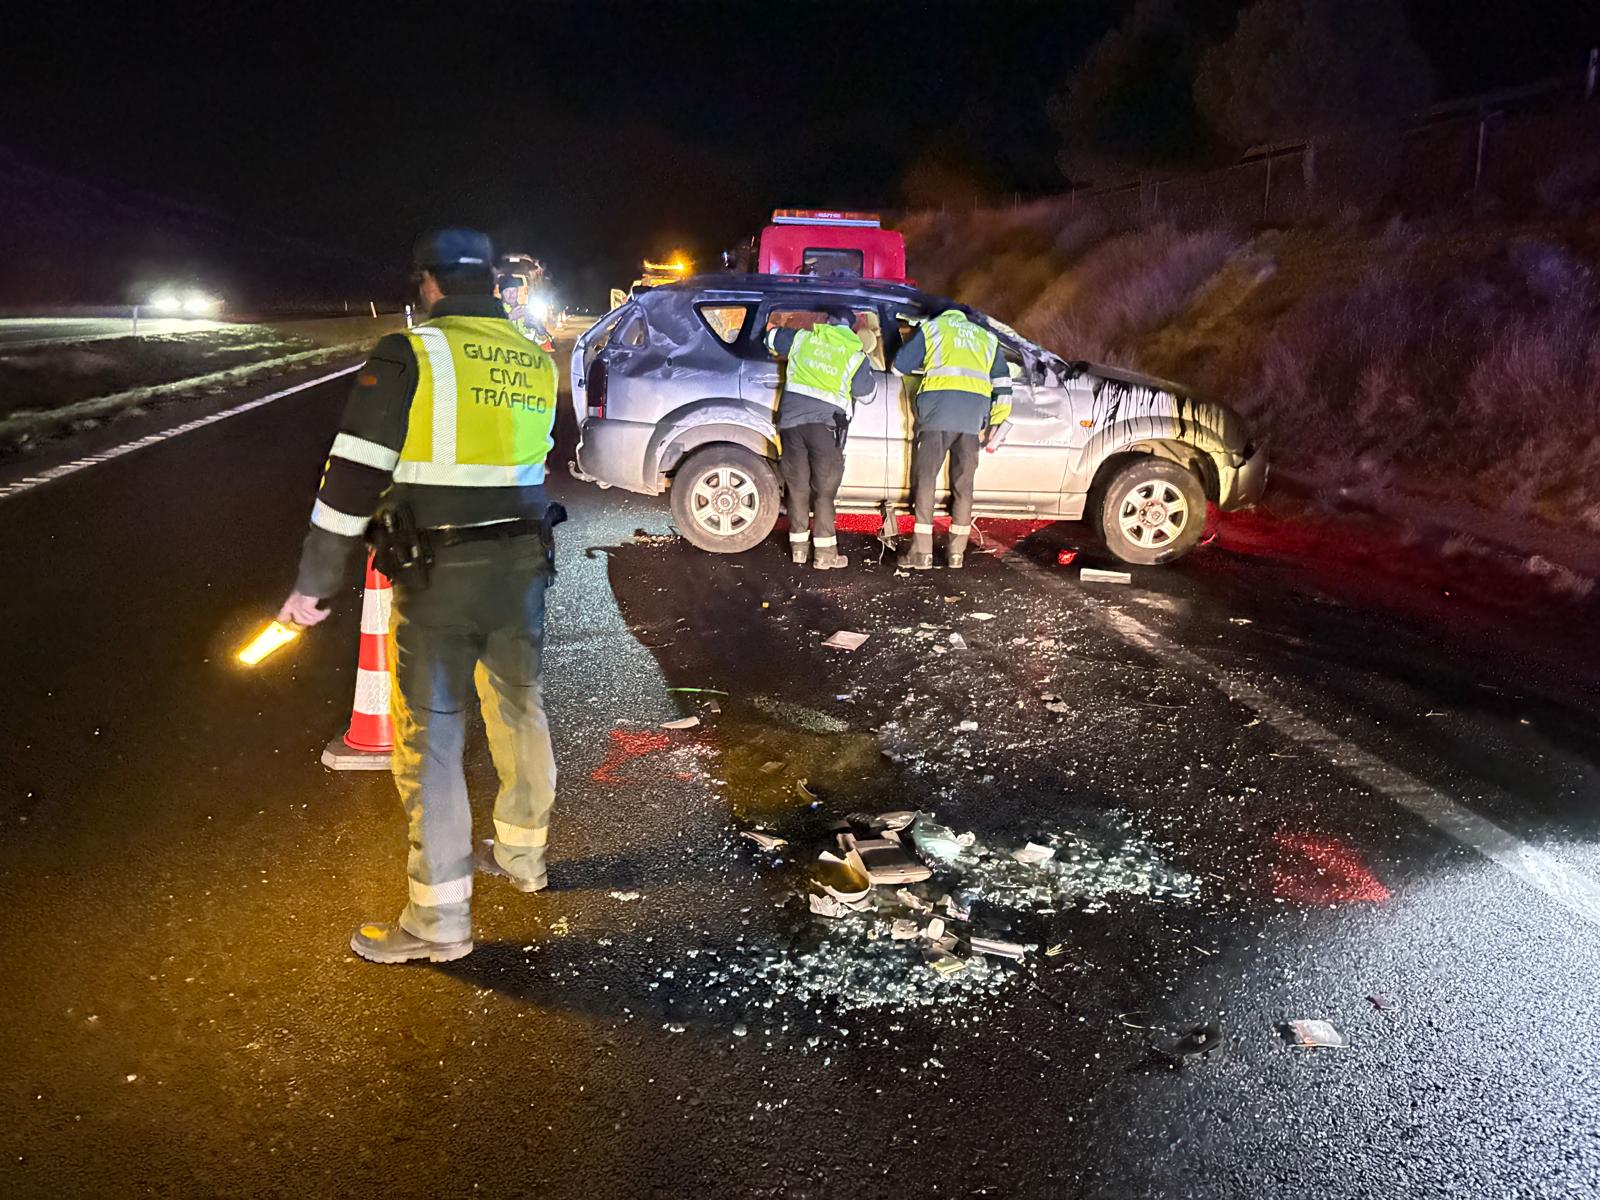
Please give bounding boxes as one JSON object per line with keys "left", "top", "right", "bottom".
{"left": 396, "top": 316, "right": 557, "bottom": 487}
{"left": 920, "top": 311, "right": 998, "bottom": 400}
{"left": 784, "top": 323, "right": 866, "bottom": 412}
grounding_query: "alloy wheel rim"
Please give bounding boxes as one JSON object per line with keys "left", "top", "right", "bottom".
{"left": 1117, "top": 480, "right": 1189, "bottom": 547}
{"left": 689, "top": 467, "right": 760, "bottom": 537}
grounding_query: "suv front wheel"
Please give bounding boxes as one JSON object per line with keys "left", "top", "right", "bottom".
{"left": 670, "top": 444, "right": 781, "bottom": 553}
{"left": 1094, "top": 458, "right": 1206, "bottom": 565}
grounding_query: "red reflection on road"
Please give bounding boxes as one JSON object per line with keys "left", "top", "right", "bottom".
{"left": 1271, "top": 831, "right": 1391, "bottom": 905}
{"left": 827, "top": 514, "right": 1053, "bottom": 555}
{"left": 591, "top": 728, "right": 672, "bottom": 784}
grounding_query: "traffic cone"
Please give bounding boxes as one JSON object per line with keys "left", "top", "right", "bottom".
{"left": 321, "top": 555, "right": 394, "bottom": 770}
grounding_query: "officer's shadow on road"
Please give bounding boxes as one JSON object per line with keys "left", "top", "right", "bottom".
{"left": 544, "top": 838, "right": 733, "bottom": 893}
{"left": 432, "top": 926, "right": 800, "bottom": 1035}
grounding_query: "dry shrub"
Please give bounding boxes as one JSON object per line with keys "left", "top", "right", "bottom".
{"left": 1237, "top": 232, "right": 1600, "bottom": 522}
{"left": 1019, "top": 223, "right": 1240, "bottom": 362}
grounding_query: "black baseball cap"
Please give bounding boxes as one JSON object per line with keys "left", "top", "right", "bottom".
{"left": 413, "top": 228, "right": 494, "bottom": 269}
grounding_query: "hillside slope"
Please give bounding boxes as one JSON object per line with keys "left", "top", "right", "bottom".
{"left": 900, "top": 203, "right": 1600, "bottom": 583}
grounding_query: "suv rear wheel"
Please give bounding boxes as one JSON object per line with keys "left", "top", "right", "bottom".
{"left": 670, "top": 444, "right": 781, "bottom": 553}
{"left": 1094, "top": 458, "right": 1206, "bottom": 565}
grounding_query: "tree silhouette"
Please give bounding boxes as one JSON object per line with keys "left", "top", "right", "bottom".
{"left": 1195, "top": 0, "right": 1435, "bottom": 187}
{"left": 1050, "top": 0, "right": 1223, "bottom": 185}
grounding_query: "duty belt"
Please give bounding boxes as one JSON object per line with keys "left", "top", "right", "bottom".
{"left": 427, "top": 517, "right": 542, "bottom": 549}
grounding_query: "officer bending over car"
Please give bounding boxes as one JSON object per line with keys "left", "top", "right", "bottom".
{"left": 765, "top": 309, "right": 876, "bottom": 570}
{"left": 893, "top": 307, "right": 1011, "bottom": 570}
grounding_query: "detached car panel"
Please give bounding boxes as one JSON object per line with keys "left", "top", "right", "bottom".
{"left": 570, "top": 276, "right": 1266, "bottom": 565}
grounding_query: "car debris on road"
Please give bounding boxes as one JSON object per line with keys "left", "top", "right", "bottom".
{"left": 1282, "top": 1019, "right": 1348, "bottom": 1049}
{"left": 821, "top": 630, "right": 870, "bottom": 651}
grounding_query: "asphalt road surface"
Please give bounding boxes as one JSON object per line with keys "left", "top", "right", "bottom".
{"left": 0, "top": 316, "right": 228, "bottom": 348}
{"left": 2, "top": 336, "right": 1599, "bottom": 1199}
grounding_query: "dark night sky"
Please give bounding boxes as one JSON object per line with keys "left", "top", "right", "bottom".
{"left": 5, "top": 0, "right": 1596, "bottom": 305}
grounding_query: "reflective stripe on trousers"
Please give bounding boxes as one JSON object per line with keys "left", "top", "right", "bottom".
{"left": 391, "top": 536, "right": 557, "bottom": 943}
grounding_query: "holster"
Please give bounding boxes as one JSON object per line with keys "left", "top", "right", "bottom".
{"left": 368, "top": 503, "right": 433, "bottom": 589}
{"left": 539, "top": 502, "right": 568, "bottom": 581}
{"left": 834, "top": 411, "right": 850, "bottom": 451}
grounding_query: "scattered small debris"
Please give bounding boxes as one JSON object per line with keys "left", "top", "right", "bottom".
{"left": 666, "top": 687, "right": 729, "bottom": 696}
{"left": 1011, "top": 842, "right": 1056, "bottom": 866}
{"left": 957, "top": 719, "right": 979, "bottom": 732}
{"left": 822, "top": 630, "right": 871, "bottom": 651}
{"left": 948, "top": 632, "right": 968, "bottom": 650}
{"left": 796, "top": 779, "right": 818, "bottom": 802}
{"left": 1168, "top": 1022, "right": 1224, "bottom": 1059}
{"left": 809, "top": 892, "right": 869, "bottom": 918}
{"left": 1081, "top": 567, "right": 1132, "bottom": 584}
{"left": 751, "top": 696, "right": 850, "bottom": 733}
{"left": 548, "top": 916, "right": 571, "bottom": 936}
{"left": 1282, "top": 1019, "right": 1347, "bottom": 1049}
{"left": 739, "top": 830, "right": 788, "bottom": 851}
{"left": 1045, "top": 943, "right": 1068, "bottom": 957}
{"left": 1229, "top": 618, "right": 1253, "bottom": 626}
{"left": 1056, "top": 549, "right": 1079, "bottom": 566}
{"left": 608, "top": 891, "right": 643, "bottom": 902}
{"left": 842, "top": 830, "right": 932, "bottom": 885}
{"left": 969, "top": 612, "right": 996, "bottom": 621}
{"left": 759, "top": 760, "right": 785, "bottom": 774}
{"left": 661, "top": 716, "right": 700, "bottom": 730}
{"left": 969, "top": 937, "right": 1029, "bottom": 961}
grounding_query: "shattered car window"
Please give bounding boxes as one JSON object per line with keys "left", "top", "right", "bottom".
{"left": 613, "top": 309, "right": 647, "bottom": 348}
{"left": 696, "top": 304, "right": 752, "bottom": 345}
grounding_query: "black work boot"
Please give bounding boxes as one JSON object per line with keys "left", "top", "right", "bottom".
{"left": 813, "top": 546, "right": 850, "bottom": 570}
{"left": 900, "top": 528, "right": 935, "bottom": 570}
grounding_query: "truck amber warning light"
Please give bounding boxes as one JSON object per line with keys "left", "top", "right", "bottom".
{"left": 238, "top": 620, "right": 301, "bottom": 666}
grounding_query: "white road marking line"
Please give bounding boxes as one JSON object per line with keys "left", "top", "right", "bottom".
{"left": 0, "top": 365, "right": 359, "bottom": 503}
{"left": 1003, "top": 552, "right": 1600, "bottom": 929}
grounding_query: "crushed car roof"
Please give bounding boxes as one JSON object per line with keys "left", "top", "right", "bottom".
{"left": 628, "top": 274, "right": 1189, "bottom": 395}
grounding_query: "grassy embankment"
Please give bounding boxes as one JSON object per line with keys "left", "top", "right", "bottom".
{"left": 899, "top": 203, "right": 1600, "bottom": 584}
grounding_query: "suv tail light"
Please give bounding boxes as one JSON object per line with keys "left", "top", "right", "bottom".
{"left": 586, "top": 359, "right": 607, "bottom": 419}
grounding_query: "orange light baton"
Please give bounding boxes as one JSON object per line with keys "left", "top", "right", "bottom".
{"left": 237, "top": 620, "right": 303, "bottom": 666}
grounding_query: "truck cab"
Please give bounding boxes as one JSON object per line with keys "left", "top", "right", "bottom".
{"left": 757, "top": 210, "right": 909, "bottom": 284}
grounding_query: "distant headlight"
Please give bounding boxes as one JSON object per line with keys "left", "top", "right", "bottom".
{"left": 150, "top": 291, "right": 182, "bottom": 313}
{"left": 183, "top": 292, "right": 220, "bottom": 316}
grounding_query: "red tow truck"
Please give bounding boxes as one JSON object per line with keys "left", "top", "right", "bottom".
{"left": 756, "top": 210, "right": 910, "bottom": 284}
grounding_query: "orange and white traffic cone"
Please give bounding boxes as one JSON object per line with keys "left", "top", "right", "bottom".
{"left": 320, "top": 555, "right": 394, "bottom": 770}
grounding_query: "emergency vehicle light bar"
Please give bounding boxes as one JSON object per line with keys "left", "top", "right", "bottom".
{"left": 771, "top": 209, "right": 881, "bottom": 227}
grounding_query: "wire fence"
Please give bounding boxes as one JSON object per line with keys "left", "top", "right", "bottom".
{"left": 942, "top": 61, "right": 1600, "bottom": 235}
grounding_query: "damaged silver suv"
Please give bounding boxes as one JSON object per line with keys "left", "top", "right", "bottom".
{"left": 569, "top": 276, "right": 1266, "bottom": 565}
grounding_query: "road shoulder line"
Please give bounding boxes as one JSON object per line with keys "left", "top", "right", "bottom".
{"left": 0, "top": 365, "right": 359, "bottom": 503}
{"left": 998, "top": 547, "right": 1600, "bottom": 930}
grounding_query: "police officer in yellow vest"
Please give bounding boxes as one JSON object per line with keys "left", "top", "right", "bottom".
{"left": 278, "top": 229, "right": 561, "bottom": 964}
{"left": 765, "top": 309, "right": 875, "bottom": 569}
{"left": 891, "top": 306, "right": 1011, "bottom": 569}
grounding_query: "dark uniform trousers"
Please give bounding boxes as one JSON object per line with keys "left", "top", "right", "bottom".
{"left": 779, "top": 421, "right": 846, "bottom": 542}
{"left": 911, "top": 429, "right": 981, "bottom": 535}
{"left": 390, "top": 535, "right": 556, "bottom": 943}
